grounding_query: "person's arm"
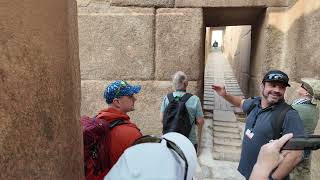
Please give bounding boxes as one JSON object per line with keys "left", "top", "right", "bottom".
{"left": 212, "top": 84, "right": 244, "bottom": 108}
{"left": 196, "top": 116, "right": 204, "bottom": 155}
{"left": 160, "top": 96, "right": 167, "bottom": 124}
{"left": 271, "top": 150, "right": 302, "bottom": 179}
{"left": 195, "top": 97, "right": 204, "bottom": 155}
{"left": 250, "top": 134, "right": 293, "bottom": 180}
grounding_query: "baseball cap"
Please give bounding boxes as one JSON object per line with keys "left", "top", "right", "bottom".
{"left": 104, "top": 80, "right": 141, "bottom": 104}
{"left": 262, "top": 70, "right": 291, "bottom": 87}
{"left": 105, "top": 132, "right": 197, "bottom": 180}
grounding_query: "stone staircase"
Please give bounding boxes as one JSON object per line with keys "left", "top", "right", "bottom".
{"left": 205, "top": 51, "right": 244, "bottom": 162}
{"left": 195, "top": 50, "right": 244, "bottom": 180}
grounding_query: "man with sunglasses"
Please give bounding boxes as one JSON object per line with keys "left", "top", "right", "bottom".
{"left": 96, "top": 80, "right": 143, "bottom": 177}
{"left": 212, "top": 70, "right": 305, "bottom": 180}
{"left": 291, "top": 79, "right": 320, "bottom": 180}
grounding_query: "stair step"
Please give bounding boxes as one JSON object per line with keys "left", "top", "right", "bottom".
{"left": 204, "top": 111, "right": 213, "bottom": 118}
{"left": 213, "top": 121, "right": 238, "bottom": 128}
{"left": 204, "top": 101, "right": 214, "bottom": 105}
{"left": 203, "top": 105, "right": 214, "bottom": 110}
{"left": 214, "top": 126, "right": 239, "bottom": 133}
{"left": 213, "top": 152, "right": 241, "bottom": 162}
{"left": 204, "top": 94, "right": 215, "bottom": 98}
{"left": 214, "top": 110, "right": 237, "bottom": 122}
{"left": 213, "top": 137, "right": 242, "bottom": 147}
{"left": 203, "top": 97, "right": 214, "bottom": 101}
{"left": 213, "top": 145, "right": 241, "bottom": 162}
{"left": 213, "top": 131, "right": 240, "bottom": 139}
{"left": 213, "top": 144, "right": 242, "bottom": 153}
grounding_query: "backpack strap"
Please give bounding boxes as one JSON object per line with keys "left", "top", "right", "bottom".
{"left": 181, "top": 93, "right": 195, "bottom": 126}
{"left": 270, "top": 103, "right": 292, "bottom": 139}
{"left": 109, "top": 119, "right": 128, "bottom": 129}
{"left": 167, "top": 93, "right": 175, "bottom": 103}
{"left": 180, "top": 93, "right": 193, "bottom": 103}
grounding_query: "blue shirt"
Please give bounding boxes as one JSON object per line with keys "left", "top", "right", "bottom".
{"left": 238, "top": 97, "right": 305, "bottom": 179}
{"left": 160, "top": 91, "right": 204, "bottom": 145}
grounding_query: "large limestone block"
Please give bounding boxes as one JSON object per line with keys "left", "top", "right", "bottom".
{"left": 263, "top": 7, "right": 289, "bottom": 73}
{"left": 78, "top": 7, "right": 155, "bottom": 80}
{"left": 77, "top": 0, "right": 91, "bottom": 7}
{"left": 0, "top": 0, "right": 82, "bottom": 179}
{"left": 81, "top": 80, "right": 201, "bottom": 135}
{"left": 110, "top": 0, "right": 174, "bottom": 7}
{"left": 175, "top": 0, "right": 288, "bottom": 7}
{"left": 259, "top": 5, "right": 320, "bottom": 81}
{"left": 155, "top": 8, "right": 204, "bottom": 81}
{"left": 284, "top": 0, "right": 320, "bottom": 79}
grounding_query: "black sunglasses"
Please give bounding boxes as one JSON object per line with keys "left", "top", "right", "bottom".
{"left": 132, "top": 135, "right": 189, "bottom": 180}
{"left": 266, "top": 73, "right": 286, "bottom": 81}
{"left": 115, "top": 81, "right": 128, "bottom": 97}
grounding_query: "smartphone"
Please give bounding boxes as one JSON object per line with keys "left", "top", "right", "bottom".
{"left": 281, "top": 135, "right": 320, "bottom": 150}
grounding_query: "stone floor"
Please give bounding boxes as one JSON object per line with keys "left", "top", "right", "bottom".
{"left": 194, "top": 49, "right": 244, "bottom": 180}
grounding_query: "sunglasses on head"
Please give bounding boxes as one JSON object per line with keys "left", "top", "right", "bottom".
{"left": 266, "top": 73, "right": 286, "bottom": 81}
{"left": 132, "top": 135, "right": 189, "bottom": 180}
{"left": 115, "top": 81, "right": 128, "bottom": 97}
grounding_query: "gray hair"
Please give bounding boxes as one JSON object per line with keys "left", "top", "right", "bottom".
{"left": 172, "top": 71, "right": 188, "bottom": 90}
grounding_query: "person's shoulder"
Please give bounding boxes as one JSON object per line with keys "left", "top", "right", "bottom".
{"left": 284, "top": 108, "right": 301, "bottom": 121}
{"left": 112, "top": 123, "right": 141, "bottom": 137}
{"left": 243, "top": 96, "right": 260, "bottom": 105}
{"left": 286, "top": 107, "right": 299, "bottom": 115}
{"left": 189, "top": 94, "right": 201, "bottom": 101}
{"left": 242, "top": 96, "right": 260, "bottom": 112}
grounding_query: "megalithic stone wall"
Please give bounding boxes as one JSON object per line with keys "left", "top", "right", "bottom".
{"left": 223, "top": 26, "right": 251, "bottom": 96}
{"left": 155, "top": 8, "right": 204, "bottom": 81}
{"left": 78, "top": 2, "right": 204, "bottom": 135}
{"left": 78, "top": 0, "right": 320, "bottom": 177}
{"left": 0, "top": 0, "right": 82, "bottom": 179}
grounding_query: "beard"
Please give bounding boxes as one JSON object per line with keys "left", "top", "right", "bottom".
{"left": 262, "top": 90, "right": 284, "bottom": 106}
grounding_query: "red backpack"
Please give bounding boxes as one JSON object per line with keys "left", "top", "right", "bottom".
{"left": 81, "top": 116, "right": 127, "bottom": 180}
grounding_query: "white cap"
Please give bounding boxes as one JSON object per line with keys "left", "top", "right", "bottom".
{"left": 105, "top": 132, "right": 197, "bottom": 180}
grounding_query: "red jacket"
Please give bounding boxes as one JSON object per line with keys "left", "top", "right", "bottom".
{"left": 95, "top": 108, "right": 142, "bottom": 179}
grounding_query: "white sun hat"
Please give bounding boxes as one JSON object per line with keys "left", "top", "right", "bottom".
{"left": 105, "top": 132, "right": 197, "bottom": 180}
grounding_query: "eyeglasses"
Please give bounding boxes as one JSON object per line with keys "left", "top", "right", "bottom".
{"left": 132, "top": 135, "right": 189, "bottom": 180}
{"left": 266, "top": 73, "right": 286, "bottom": 81}
{"left": 115, "top": 81, "right": 128, "bottom": 97}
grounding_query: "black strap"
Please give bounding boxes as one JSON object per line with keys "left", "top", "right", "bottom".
{"left": 246, "top": 101, "right": 292, "bottom": 139}
{"left": 270, "top": 103, "right": 292, "bottom": 139}
{"left": 109, "top": 119, "right": 127, "bottom": 129}
{"left": 167, "top": 92, "right": 193, "bottom": 103}
{"left": 180, "top": 93, "right": 193, "bottom": 103}
{"left": 167, "top": 93, "right": 175, "bottom": 103}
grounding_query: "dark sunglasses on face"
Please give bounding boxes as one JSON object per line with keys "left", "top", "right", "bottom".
{"left": 132, "top": 135, "right": 189, "bottom": 180}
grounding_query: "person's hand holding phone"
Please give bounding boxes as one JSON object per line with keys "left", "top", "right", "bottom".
{"left": 250, "top": 133, "right": 293, "bottom": 179}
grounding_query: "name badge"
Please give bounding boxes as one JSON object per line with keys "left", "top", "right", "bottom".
{"left": 245, "top": 129, "right": 254, "bottom": 139}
